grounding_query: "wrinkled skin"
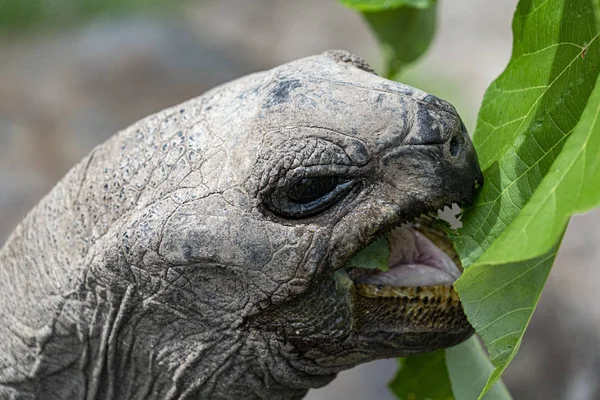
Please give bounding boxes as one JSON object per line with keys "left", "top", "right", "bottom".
{"left": 0, "top": 51, "right": 482, "bottom": 399}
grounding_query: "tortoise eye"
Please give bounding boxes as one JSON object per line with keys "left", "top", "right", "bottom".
{"left": 287, "top": 177, "right": 344, "bottom": 204}
{"left": 267, "top": 176, "right": 355, "bottom": 219}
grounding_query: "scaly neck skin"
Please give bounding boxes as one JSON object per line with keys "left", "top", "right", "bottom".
{"left": 0, "top": 138, "right": 332, "bottom": 399}
{"left": 0, "top": 151, "right": 100, "bottom": 393}
{"left": 91, "top": 280, "right": 339, "bottom": 399}
{"left": 0, "top": 271, "right": 329, "bottom": 400}
{"left": 87, "top": 299, "right": 310, "bottom": 400}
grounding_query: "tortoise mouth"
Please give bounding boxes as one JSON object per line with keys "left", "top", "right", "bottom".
{"left": 346, "top": 216, "right": 464, "bottom": 297}
{"left": 343, "top": 216, "right": 473, "bottom": 350}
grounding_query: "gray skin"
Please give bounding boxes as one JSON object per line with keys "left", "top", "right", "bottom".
{"left": 0, "top": 50, "right": 482, "bottom": 399}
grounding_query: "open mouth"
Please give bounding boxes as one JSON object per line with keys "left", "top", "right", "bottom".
{"left": 346, "top": 215, "right": 463, "bottom": 299}
{"left": 340, "top": 213, "right": 473, "bottom": 351}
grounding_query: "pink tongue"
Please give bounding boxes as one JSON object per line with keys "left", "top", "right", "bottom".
{"left": 359, "top": 264, "right": 456, "bottom": 286}
{"left": 358, "top": 225, "right": 460, "bottom": 287}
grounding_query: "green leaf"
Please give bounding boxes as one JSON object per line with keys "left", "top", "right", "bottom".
{"left": 340, "top": 0, "right": 434, "bottom": 12}
{"left": 477, "top": 73, "right": 600, "bottom": 265}
{"left": 450, "top": 0, "right": 600, "bottom": 397}
{"left": 458, "top": 74, "right": 600, "bottom": 394}
{"left": 454, "top": 244, "right": 560, "bottom": 398}
{"left": 445, "top": 337, "right": 512, "bottom": 400}
{"left": 389, "top": 339, "right": 513, "bottom": 400}
{"left": 345, "top": 236, "right": 390, "bottom": 271}
{"left": 452, "top": 0, "right": 600, "bottom": 267}
{"left": 389, "top": 350, "right": 453, "bottom": 400}
{"left": 341, "top": 0, "right": 438, "bottom": 78}
{"left": 361, "top": 5, "right": 437, "bottom": 78}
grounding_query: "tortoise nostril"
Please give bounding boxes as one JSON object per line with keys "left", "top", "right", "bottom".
{"left": 449, "top": 135, "right": 461, "bottom": 158}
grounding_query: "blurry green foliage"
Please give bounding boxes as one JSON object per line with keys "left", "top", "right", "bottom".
{"left": 341, "top": 0, "right": 437, "bottom": 78}
{"left": 389, "top": 349, "right": 453, "bottom": 400}
{"left": 363, "top": 5, "right": 436, "bottom": 78}
{"left": 340, "top": 0, "right": 434, "bottom": 12}
{"left": 0, "top": 0, "right": 177, "bottom": 32}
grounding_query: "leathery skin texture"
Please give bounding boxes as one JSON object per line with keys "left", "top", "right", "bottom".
{"left": 0, "top": 50, "right": 483, "bottom": 399}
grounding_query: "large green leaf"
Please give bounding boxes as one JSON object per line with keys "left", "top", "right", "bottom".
{"left": 389, "top": 350, "right": 453, "bottom": 400}
{"left": 452, "top": 0, "right": 600, "bottom": 266}
{"left": 454, "top": 244, "right": 560, "bottom": 397}
{"left": 459, "top": 71, "right": 600, "bottom": 398}
{"left": 451, "top": 0, "right": 600, "bottom": 397}
{"left": 388, "top": 337, "right": 513, "bottom": 400}
{"left": 477, "top": 73, "right": 600, "bottom": 265}
{"left": 341, "top": 0, "right": 437, "bottom": 78}
{"left": 445, "top": 337, "right": 512, "bottom": 400}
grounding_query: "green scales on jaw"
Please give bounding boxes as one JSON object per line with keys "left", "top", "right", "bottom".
{"left": 345, "top": 216, "right": 464, "bottom": 296}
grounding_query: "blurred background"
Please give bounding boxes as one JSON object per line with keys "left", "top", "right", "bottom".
{"left": 0, "top": 1, "right": 599, "bottom": 399}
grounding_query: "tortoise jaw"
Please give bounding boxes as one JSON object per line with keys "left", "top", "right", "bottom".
{"left": 344, "top": 217, "right": 474, "bottom": 353}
